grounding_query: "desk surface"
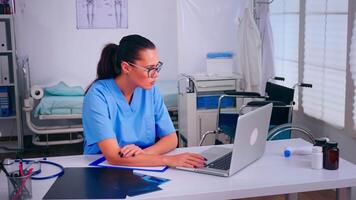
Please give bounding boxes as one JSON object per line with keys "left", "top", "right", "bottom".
{"left": 1, "top": 138, "right": 356, "bottom": 200}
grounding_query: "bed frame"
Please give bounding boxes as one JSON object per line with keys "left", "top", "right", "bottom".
{"left": 23, "top": 97, "right": 83, "bottom": 146}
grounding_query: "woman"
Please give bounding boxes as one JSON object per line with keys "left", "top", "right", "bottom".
{"left": 83, "top": 34, "right": 205, "bottom": 168}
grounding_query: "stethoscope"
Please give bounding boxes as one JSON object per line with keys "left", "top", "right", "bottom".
{"left": 4, "top": 158, "right": 64, "bottom": 180}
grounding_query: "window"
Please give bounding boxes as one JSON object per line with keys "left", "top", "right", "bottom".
{"left": 269, "top": 0, "right": 300, "bottom": 107}
{"left": 350, "top": 12, "right": 356, "bottom": 130}
{"left": 302, "top": 0, "right": 348, "bottom": 128}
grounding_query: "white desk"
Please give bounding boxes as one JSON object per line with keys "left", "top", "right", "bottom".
{"left": 1, "top": 138, "right": 356, "bottom": 200}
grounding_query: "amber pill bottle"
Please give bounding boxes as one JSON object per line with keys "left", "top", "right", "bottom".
{"left": 323, "top": 141, "right": 339, "bottom": 170}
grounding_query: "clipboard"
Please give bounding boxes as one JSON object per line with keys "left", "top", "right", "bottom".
{"left": 89, "top": 156, "right": 168, "bottom": 172}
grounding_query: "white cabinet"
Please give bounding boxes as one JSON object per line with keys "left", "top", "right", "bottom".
{"left": 0, "top": 15, "right": 22, "bottom": 148}
{"left": 197, "top": 110, "right": 217, "bottom": 146}
{"left": 178, "top": 74, "right": 242, "bottom": 147}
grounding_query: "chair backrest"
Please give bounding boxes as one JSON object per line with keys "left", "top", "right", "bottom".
{"left": 265, "top": 82, "right": 294, "bottom": 104}
{"left": 265, "top": 82, "right": 295, "bottom": 125}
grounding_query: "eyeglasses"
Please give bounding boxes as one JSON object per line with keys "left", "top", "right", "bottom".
{"left": 126, "top": 61, "right": 163, "bottom": 78}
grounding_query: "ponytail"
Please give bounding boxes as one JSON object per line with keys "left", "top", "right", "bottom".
{"left": 97, "top": 43, "right": 121, "bottom": 80}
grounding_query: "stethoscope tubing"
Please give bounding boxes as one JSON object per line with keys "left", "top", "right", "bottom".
{"left": 13, "top": 159, "right": 64, "bottom": 180}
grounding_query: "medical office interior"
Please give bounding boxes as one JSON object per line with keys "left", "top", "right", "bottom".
{"left": 0, "top": 0, "right": 356, "bottom": 199}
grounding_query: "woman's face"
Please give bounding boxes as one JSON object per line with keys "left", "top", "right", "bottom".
{"left": 126, "top": 48, "right": 161, "bottom": 90}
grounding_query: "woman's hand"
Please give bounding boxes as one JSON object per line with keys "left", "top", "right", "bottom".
{"left": 163, "top": 153, "right": 206, "bottom": 168}
{"left": 120, "top": 144, "right": 144, "bottom": 158}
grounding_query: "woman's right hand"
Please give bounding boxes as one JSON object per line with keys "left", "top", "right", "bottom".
{"left": 163, "top": 153, "right": 206, "bottom": 168}
{"left": 120, "top": 144, "right": 144, "bottom": 158}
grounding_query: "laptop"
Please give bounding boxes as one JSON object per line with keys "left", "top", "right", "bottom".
{"left": 177, "top": 103, "right": 272, "bottom": 177}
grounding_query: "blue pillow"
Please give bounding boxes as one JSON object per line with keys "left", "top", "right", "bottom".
{"left": 44, "top": 82, "right": 84, "bottom": 96}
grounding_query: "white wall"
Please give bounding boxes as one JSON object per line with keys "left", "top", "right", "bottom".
{"left": 177, "top": 0, "right": 249, "bottom": 74}
{"left": 13, "top": 0, "right": 250, "bottom": 89}
{"left": 13, "top": 0, "right": 178, "bottom": 89}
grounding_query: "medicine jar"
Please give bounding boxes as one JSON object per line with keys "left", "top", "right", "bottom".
{"left": 323, "top": 141, "right": 339, "bottom": 170}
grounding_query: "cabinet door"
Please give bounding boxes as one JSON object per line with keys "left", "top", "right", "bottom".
{"left": 197, "top": 111, "right": 217, "bottom": 146}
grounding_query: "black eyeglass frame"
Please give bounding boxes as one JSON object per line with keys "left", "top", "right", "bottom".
{"left": 125, "top": 61, "right": 163, "bottom": 78}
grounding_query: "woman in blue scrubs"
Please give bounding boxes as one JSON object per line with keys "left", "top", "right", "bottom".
{"left": 83, "top": 35, "right": 205, "bottom": 168}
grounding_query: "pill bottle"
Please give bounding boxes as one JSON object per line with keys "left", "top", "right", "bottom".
{"left": 323, "top": 141, "right": 339, "bottom": 170}
{"left": 314, "top": 137, "right": 328, "bottom": 167}
{"left": 311, "top": 146, "right": 323, "bottom": 169}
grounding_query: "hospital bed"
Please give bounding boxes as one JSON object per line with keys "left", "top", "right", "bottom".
{"left": 20, "top": 60, "right": 83, "bottom": 146}
{"left": 23, "top": 92, "right": 84, "bottom": 146}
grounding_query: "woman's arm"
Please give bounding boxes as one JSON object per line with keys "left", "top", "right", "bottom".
{"left": 98, "top": 138, "right": 205, "bottom": 168}
{"left": 143, "top": 132, "right": 178, "bottom": 155}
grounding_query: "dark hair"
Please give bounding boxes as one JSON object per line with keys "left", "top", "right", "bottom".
{"left": 97, "top": 34, "right": 156, "bottom": 79}
{"left": 86, "top": 35, "right": 156, "bottom": 92}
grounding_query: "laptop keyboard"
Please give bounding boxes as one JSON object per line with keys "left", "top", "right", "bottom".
{"left": 206, "top": 152, "right": 232, "bottom": 170}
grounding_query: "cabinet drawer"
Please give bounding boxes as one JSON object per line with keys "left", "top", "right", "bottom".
{"left": 196, "top": 80, "right": 236, "bottom": 92}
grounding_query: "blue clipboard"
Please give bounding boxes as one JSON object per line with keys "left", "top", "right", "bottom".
{"left": 89, "top": 156, "right": 168, "bottom": 172}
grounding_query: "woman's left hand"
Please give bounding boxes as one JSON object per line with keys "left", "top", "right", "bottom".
{"left": 120, "top": 144, "right": 144, "bottom": 158}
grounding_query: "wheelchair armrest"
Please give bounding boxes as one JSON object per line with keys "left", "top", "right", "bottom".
{"left": 273, "top": 76, "right": 285, "bottom": 81}
{"left": 246, "top": 100, "right": 287, "bottom": 107}
{"left": 299, "top": 83, "right": 312, "bottom": 88}
{"left": 223, "top": 91, "right": 262, "bottom": 98}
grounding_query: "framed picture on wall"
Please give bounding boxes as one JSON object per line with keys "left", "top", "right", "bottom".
{"left": 76, "top": 0, "right": 128, "bottom": 29}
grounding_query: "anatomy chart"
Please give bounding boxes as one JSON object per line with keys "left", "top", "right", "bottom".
{"left": 76, "top": 0, "right": 128, "bottom": 29}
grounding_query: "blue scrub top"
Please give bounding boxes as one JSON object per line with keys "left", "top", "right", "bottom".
{"left": 82, "top": 79, "right": 175, "bottom": 154}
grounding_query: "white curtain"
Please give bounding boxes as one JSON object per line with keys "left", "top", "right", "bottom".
{"left": 236, "top": 2, "right": 262, "bottom": 92}
{"left": 256, "top": 3, "right": 275, "bottom": 94}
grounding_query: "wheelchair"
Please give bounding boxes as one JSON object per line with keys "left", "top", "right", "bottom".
{"left": 199, "top": 77, "right": 315, "bottom": 146}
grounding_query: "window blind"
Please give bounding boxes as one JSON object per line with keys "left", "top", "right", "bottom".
{"left": 302, "top": 0, "right": 348, "bottom": 128}
{"left": 270, "top": 0, "right": 299, "bottom": 107}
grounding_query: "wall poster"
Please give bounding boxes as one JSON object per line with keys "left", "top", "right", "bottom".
{"left": 76, "top": 0, "right": 128, "bottom": 29}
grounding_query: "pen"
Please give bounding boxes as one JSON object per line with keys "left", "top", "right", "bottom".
{"left": 19, "top": 159, "right": 24, "bottom": 176}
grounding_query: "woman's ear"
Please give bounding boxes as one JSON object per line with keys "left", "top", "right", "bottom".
{"left": 121, "top": 61, "right": 131, "bottom": 74}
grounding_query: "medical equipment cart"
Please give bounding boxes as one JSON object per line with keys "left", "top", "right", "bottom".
{"left": 178, "top": 74, "right": 242, "bottom": 147}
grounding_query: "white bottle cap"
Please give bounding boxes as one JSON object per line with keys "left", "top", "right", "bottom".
{"left": 312, "top": 146, "right": 322, "bottom": 153}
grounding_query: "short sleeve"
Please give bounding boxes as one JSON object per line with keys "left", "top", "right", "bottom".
{"left": 153, "top": 86, "right": 176, "bottom": 138}
{"left": 83, "top": 87, "right": 116, "bottom": 147}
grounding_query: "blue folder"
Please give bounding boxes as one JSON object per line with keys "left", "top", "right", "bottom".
{"left": 43, "top": 167, "right": 170, "bottom": 199}
{"left": 89, "top": 156, "right": 168, "bottom": 172}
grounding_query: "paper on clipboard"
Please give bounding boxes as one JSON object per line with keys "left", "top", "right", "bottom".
{"left": 89, "top": 156, "right": 168, "bottom": 172}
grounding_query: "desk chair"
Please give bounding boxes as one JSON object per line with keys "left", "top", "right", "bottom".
{"left": 199, "top": 77, "right": 313, "bottom": 146}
